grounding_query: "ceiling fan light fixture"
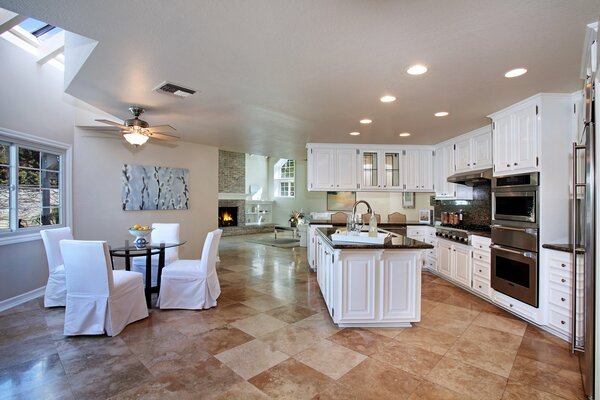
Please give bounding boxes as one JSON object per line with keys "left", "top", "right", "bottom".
{"left": 123, "top": 132, "right": 149, "bottom": 146}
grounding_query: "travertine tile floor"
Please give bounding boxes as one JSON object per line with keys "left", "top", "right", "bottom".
{"left": 0, "top": 233, "right": 585, "bottom": 399}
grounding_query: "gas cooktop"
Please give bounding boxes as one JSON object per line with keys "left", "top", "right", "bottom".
{"left": 435, "top": 224, "right": 491, "bottom": 244}
{"left": 438, "top": 224, "right": 491, "bottom": 231}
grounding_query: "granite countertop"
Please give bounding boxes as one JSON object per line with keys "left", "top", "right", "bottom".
{"left": 309, "top": 220, "right": 433, "bottom": 227}
{"left": 542, "top": 243, "right": 585, "bottom": 254}
{"left": 316, "top": 227, "right": 433, "bottom": 250}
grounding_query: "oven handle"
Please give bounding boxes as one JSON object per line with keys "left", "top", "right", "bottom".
{"left": 490, "top": 244, "right": 536, "bottom": 259}
{"left": 491, "top": 225, "right": 537, "bottom": 235}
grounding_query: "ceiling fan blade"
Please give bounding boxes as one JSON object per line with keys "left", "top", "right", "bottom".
{"left": 149, "top": 132, "right": 180, "bottom": 141}
{"left": 147, "top": 124, "right": 176, "bottom": 133}
{"left": 95, "top": 119, "right": 128, "bottom": 129}
{"left": 78, "top": 125, "right": 121, "bottom": 132}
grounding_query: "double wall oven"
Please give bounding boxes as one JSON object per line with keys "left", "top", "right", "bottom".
{"left": 491, "top": 172, "right": 539, "bottom": 307}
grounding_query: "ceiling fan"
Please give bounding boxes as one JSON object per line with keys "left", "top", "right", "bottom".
{"left": 84, "top": 106, "right": 179, "bottom": 146}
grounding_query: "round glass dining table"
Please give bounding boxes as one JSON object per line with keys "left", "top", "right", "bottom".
{"left": 109, "top": 241, "right": 186, "bottom": 307}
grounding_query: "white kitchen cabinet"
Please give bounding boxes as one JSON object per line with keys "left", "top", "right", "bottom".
{"left": 404, "top": 149, "right": 434, "bottom": 191}
{"left": 434, "top": 145, "right": 473, "bottom": 200}
{"left": 491, "top": 102, "right": 538, "bottom": 176}
{"left": 307, "top": 147, "right": 357, "bottom": 191}
{"left": 308, "top": 224, "right": 332, "bottom": 270}
{"left": 471, "top": 235, "right": 491, "bottom": 298}
{"left": 359, "top": 149, "right": 404, "bottom": 190}
{"left": 437, "top": 240, "right": 452, "bottom": 278}
{"left": 436, "top": 238, "right": 472, "bottom": 288}
{"left": 544, "top": 249, "right": 584, "bottom": 343}
{"left": 340, "top": 252, "right": 377, "bottom": 321}
{"left": 454, "top": 128, "right": 492, "bottom": 173}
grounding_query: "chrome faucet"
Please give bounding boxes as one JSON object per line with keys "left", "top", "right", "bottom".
{"left": 349, "top": 200, "right": 373, "bottom": 233}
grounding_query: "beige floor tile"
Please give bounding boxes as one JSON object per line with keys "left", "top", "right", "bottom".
{"left": 426, "top": 357, "right": 507, "bottom": 400}
{"left": 501, "top": 381, "right": 569, "bottom": 400}
{"left": 327, "top": 328, "right": 391, "bottom": 356}
{"left": 293, "top": 338, "right": 367, "bottom": 380}
{"left": 337, "top": 358, "right": 422, "bottom": 399}
{"left": 407, "top": 381, "right": 467, "bottom": 400}
{"left": 471, "top": 311, "right": 528, "bottom": 337}
{"left": 194, "top": 325, "right": 255, "bottom": 355}
{"left": 260, "top": 324, "right": 323, "bottom": 355}
{"left": 445, "top": 336, "right": 518, "bottom": 378}
{"left": 241, "top": 294, "right": 290, "bottom": 312}
{"left": 371, "top": 340, "right": 442, "bottom": 377}
{"left": 415, "top": 314, "right": 472, "bottom": 337}
{"left": 292, "top": 311, "right": 342, "bottom": 338}
{"left": 215, "top": 339, "right": 289, "bottom": 379}
{"left": 231, "top": 313, "right": 289, "bottom": 337}
{"left": 265, "top": 304, "right": 318, "bottom": 323}
{"left": 508, "top": 355, "right": 584, "bottom": 400}
{"left": 249, "top": 358, "right": 337, "bottom": 399}
{"left": 426, "top": 302, "right": 481, "bottom": 322}
{"left": 365, "top": 327, "right": 406, "bottom": 338}
{"left": 517, "top": 335, "right": 580, "bottom": 373}
{"left": 394, "top": 325, "right": 458, "bottom": 356}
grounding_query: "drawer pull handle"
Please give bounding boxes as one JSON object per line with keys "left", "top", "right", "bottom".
{"left": 509, "top": 304, "right": 513, "bottom": 308}
{"left": 561, "top": 320, "right": 566, "bottom": 325}
{"left": 561, "top": 278, "right": 566, "bottom": 283}
{"left": 478, "top": 285, "right": 482, "bottom": 289}
{"left": 479, "top": 269, "right": 482, "bottom": 273}
{"left": 561, "top": 263, "right": 566, "bottom": 268}
{"left": 561, "top": 297, "right": 566, "bottom": 302}
{"left": 479, "top": 256, "right": 482, "bottom": 259}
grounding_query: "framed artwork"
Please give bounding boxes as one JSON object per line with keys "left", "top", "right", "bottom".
{"left": 402, "top": 192, "right": 415, "bottom": 208}
{"left": 327, "top": 191, "right": 356, "bottom": 211}
{"left": 122, "top": 164, "right": 189, "bottom": 210}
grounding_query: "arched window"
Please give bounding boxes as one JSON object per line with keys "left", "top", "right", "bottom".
{"left": 274, "top": 159, "right": 295, "bottom": 198}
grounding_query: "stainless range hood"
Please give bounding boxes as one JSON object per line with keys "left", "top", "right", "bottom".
{"left": 447, "top": 169, "right": 492, "bottom": 186}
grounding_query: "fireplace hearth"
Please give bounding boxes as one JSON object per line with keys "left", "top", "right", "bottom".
{"left": 218, "top": 206, "right": 238, "bottom": 227}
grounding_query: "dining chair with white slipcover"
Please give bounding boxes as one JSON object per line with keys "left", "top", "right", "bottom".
{"left": 131, "top": 223, "right": 180, "bottom": 287}
{"left": 40, "top": 227, "right": 73, "bottom": 307}
{"left": 60, "top": 240, "right": 148, "bottom": 336}
{"left": 157, "top": 229, "right": 222, "bottom": 310}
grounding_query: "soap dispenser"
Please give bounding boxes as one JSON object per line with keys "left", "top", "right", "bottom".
{"left": 368, "top": 214, "right": 378, "bottom": 237}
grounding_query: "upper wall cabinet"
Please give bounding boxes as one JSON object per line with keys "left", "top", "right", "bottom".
{"left": 454, "top": 128, "right": 492, "bottom": 173}
{"left": 360, "top": 150, "right": 404, "bottom": 190}
{"left": 434, "top": 144, "right": 473, "bottom": 200}
{"left": 490, "top": 102, "right": 539, "bottom": 176}
{"left": 404, "top": 149, "right": 434, "bottom": 191}
{"left": 307, "top": 147, "right": 358, "bottom": 191}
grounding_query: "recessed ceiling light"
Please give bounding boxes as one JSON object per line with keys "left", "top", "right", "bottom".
{"left": 349, "top": 131, "right": 360, "bottom": 136}
{"left": 504, "top": 68, "right": 527, "bottom": 78}
{"left": 360, "top": 119, "right": 372, "bottom": 124}
{"left": 407, "top": 64, "right": 428, "bottom": 75}
{"left": 399, "top": 132, "right": 411, "bottom": 137}
{"left": 380, "top": 95, "right": 396, "bottom": 103}
{"left": 434, "top": 111, "right": 449, "bottom": 117}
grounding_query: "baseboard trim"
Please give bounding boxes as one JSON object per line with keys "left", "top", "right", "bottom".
{"left": 0, "top": 286, "right": 45, "bottom": 313}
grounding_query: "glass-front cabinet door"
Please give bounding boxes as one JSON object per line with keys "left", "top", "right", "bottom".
{"left": 383, "top": 151, "right": 402, "bottom": 189}
{"left": 361, "top": 151, "right": 380, "bottom": 189}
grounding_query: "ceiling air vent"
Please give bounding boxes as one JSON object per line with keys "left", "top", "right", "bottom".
{"left": 153, "top": 81, "right": 197, "bottom": 98}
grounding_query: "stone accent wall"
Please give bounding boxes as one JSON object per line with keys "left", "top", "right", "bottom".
{"left": 433, "top": 185, "right": 491, "bottom": 226}
{"left": 218, "top": 150, "right": 245, "bottom": 193}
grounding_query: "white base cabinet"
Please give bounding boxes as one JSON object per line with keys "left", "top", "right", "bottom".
{"left": 315, "top": 229, "right": 422, "bottom": 327}
{"left": 436, "top": 238, "right": 472, "bottom": 288}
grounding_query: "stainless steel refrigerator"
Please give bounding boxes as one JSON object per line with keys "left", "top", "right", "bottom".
{"left": 573, "top": 21, "right": 598, "bottom": 400}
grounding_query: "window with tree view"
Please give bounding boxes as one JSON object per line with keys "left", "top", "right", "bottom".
{"left": 0, "top": 140, "right": 63, "bottom": 232}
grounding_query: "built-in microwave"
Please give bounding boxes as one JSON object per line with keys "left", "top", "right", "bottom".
{"left": 492, "top": 172, "right": 539, "bottom": 227}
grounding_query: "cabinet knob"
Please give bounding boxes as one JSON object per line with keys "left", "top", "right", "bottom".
{"left": 478, "top": 285, "right": 482, "bottom": 289}
{"left": 479, "top": 256, "right": 482, "bottom": 259}
{"left": 331, "top": 185, "right": 334, "bottom": 187}
{"left": 561, "top": 320, "right": 566, "bottom": 325}
{"left": 514, "top": 162, "right": 518, "bottom": 166}
{"left": 467, "top": 163, "right": 470, "bottom": 166}
{"left": 509, "top": 304, "right": 514, "bottom": 308}
{"left": 561, "top": 263, "right": 566, "bottom": 268}
{"left": 479, "top": 269, "right": 482, "bottom": 273}
{"left": 561, "top": 297, "right": 566, "bottom": 302}
{"left": 337, "top": 185, "right": 339, "bottom": 187}
{"left": 507, "top": 164, "right": 510, "bottom": 167}
{"left": 473, "top": 162, "right": 476, "bottom": 165}
{"left": 561, "top": 278, "right": 566, "bottom": 283}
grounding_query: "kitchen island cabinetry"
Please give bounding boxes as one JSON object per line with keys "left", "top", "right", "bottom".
{"left": 314, "top": 227, "right": 431, "bottom": 327}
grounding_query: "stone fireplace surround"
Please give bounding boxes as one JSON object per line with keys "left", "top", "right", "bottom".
{"left": 218, "top": 199, "right": 274, "bottom": 237}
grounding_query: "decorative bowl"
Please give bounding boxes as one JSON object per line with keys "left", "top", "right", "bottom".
{"left": 128, "top": 228, "right": 153, "bottom": 247}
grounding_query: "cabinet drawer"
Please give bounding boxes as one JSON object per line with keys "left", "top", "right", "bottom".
{"left": 548, "top": 284, "right": 571, "bottom": 311}
{"left": 492, "top": 291, "right": 541, "bottom": 323}
{"left": 472, "top": 251, "right": 490, "bottom": 264}
{"left": 470, "top": 237, "right": 491, "bottom": 251}
{"left": 424, "top": 258, "right": 437, "bottom": 271}
{"left": 547, "top": 308, "right": 571, "bottom": 335}
{"left": 472, "top": 276, "right": 491, "bottom": 298}
{"left": 472, "top": 260, "right": 490, "bottom": 279}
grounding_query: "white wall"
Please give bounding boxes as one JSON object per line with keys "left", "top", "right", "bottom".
{"left": 0, "top": 39, "right": 219, "bottom": 302}
{"left": 245, "top": 154, "right": 269, "bottom": 200}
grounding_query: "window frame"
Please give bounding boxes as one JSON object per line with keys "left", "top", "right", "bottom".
{"left": 274, "top": 159, "right": 295, "bottom": 198}
{"left": 0, "top": 127, "right": 72, "bottom": 245}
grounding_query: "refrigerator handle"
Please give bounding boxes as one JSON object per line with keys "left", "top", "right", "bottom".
{"left": 572, "top": 142, "right": 585, "bottom": 353}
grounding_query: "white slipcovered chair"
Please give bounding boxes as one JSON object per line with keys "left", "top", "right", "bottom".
{"left": 131, "top": 223, "right": 180, "bottom": 287}
{"left": 40, "top": 227, "right": 73, "bottom": 307}
{"left": 60, "top": 240, "right": 149, "bottom": 336}
{"left": 157, "top": 229, "right": 222, "bottom": 310}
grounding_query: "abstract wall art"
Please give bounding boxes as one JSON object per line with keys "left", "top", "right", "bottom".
{"left": 122, "top": 164, "right": 189, "bottom": 211}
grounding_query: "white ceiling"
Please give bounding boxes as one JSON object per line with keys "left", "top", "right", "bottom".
{"left": 1, "top": 1, "right": 599, "bottom": 158}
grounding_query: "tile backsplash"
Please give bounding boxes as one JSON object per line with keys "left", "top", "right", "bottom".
{"left": 433, "top": 185, "right": 491, "bottom": 226}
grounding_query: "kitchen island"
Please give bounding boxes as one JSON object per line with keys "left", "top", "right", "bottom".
{"left": 314, "top": 227, "right": 432, "bottom": 328}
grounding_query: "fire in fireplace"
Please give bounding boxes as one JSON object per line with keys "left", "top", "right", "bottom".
{"left": 218, "top": 206, "right": 238, "bottom": 227}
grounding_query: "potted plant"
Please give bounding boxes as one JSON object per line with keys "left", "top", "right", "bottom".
{"left": 289, "top": 210, "right": 304, "bottom": 227}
